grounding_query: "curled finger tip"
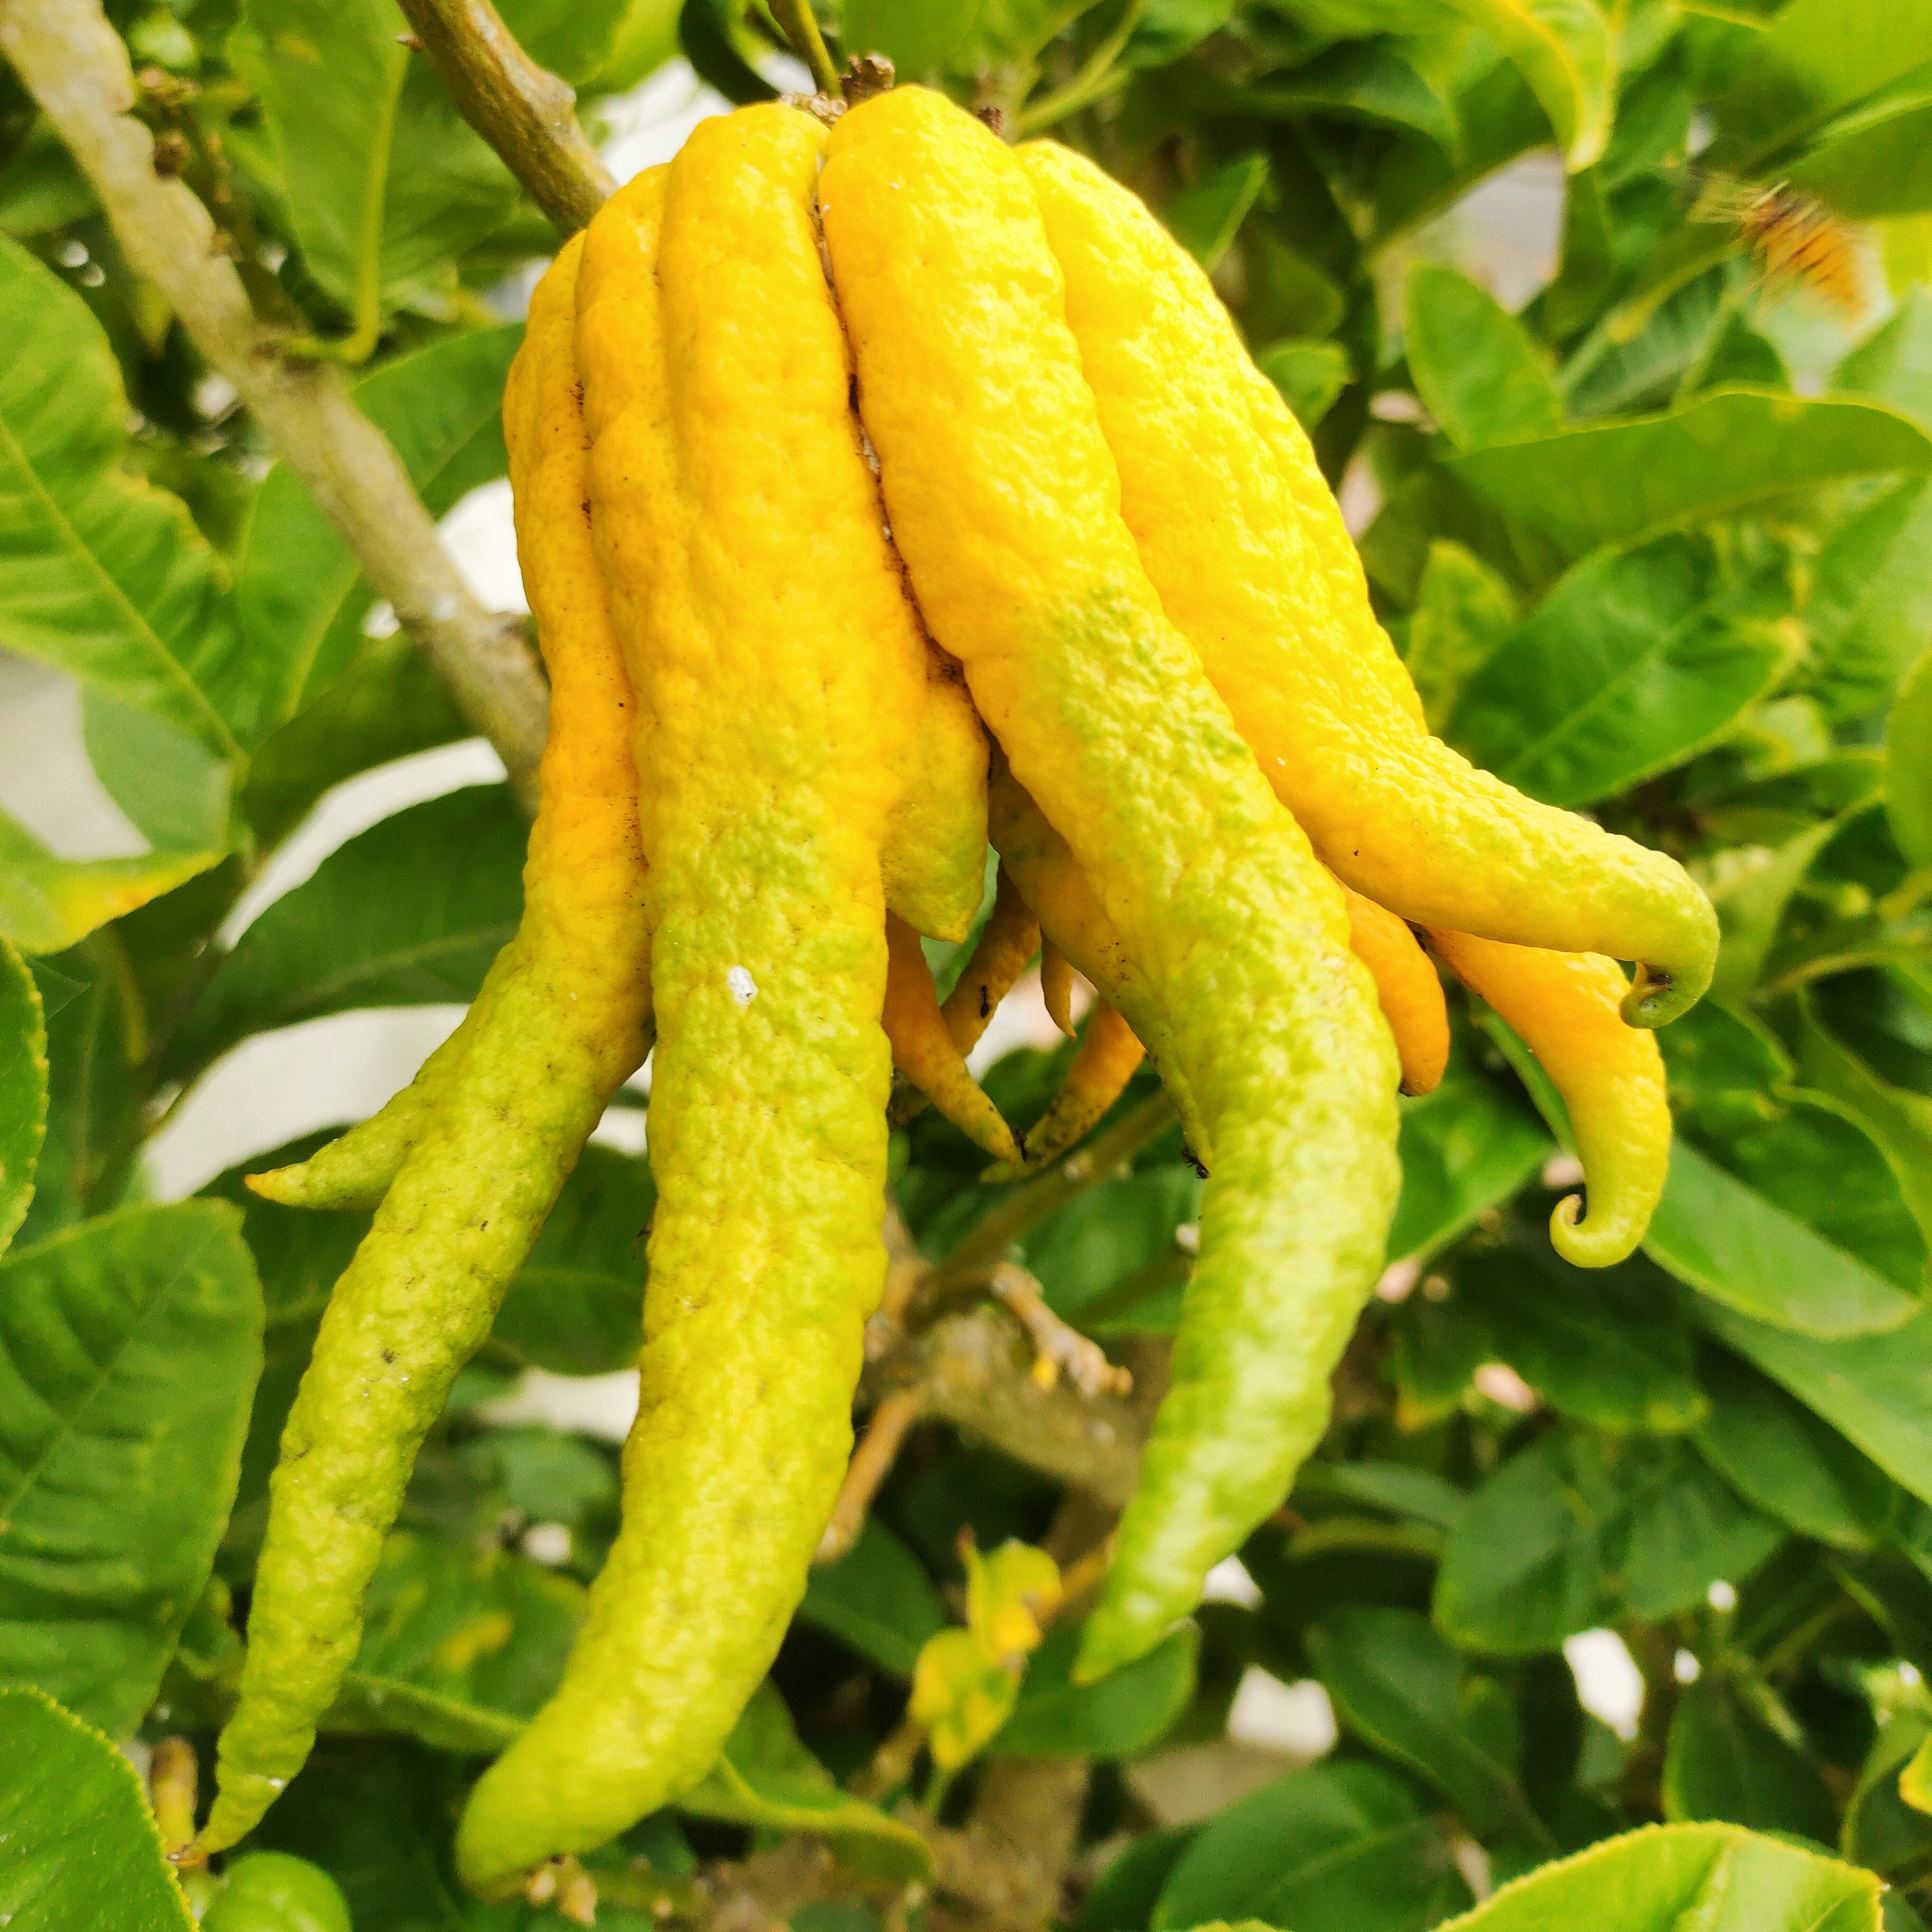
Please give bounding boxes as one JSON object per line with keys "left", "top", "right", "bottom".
{"left": 1548, "top": 1196, "right": 1639, "bottom": 1269}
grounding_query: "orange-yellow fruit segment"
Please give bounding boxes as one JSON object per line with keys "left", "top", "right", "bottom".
{"left": 1429, "top": 930, "right": 1670, "bottom": 1267}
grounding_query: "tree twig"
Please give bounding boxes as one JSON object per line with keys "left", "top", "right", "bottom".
{"left": 393, "top": 0, "right": 614, "bottom": 236}
{"left": 0, "top": 0, "right": 550, "bottom": 808}
{"left": 984, "top": 1260, "right": 1133, "bottom": 1399}
{"left": 818, "top": 1385, "right": 927, "bottom": 1565}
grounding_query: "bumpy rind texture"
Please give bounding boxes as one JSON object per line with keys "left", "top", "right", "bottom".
{"left": 1430, "top": 931, "right": 1670, "bottom": 1267}
{"left": 822, "top": 89, "right": 1401, "bottom": 1680}
{"left": 200, "top": 233, "right": 652, "bottom": 1854}
{"left": 1340, "top": 887, "right": 1449, "bottom": 1097}
{"left": 1016, "top": 139, "right": 1717, "bottom": 1029}
{"left": 245, "top": 944, "right": 524, "bottom": 1211}
{"left": 457, "top": 107, "right": 906, "bottom": 1888}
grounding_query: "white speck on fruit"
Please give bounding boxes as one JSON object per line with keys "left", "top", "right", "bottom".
{"left": 727, "top": 967, "right": 758, "bottom": 1007}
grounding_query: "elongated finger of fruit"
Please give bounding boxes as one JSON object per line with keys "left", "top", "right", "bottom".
{"left": 884, "top": 913, "right": 1023, "bottom": 1163}
{"left": 1430, "top": 929, "right": 1670, "bottom": 1267}
{"left": 1016, "top": 138, "right": 1716, "bottom": 1029}
{"left": 200, "top": 231, "right": 652, "bottom": 1857}
{"left": 245, "top": 943, "right": 524, "bottom": 1211}
{"left": 984, "top": 1002, "right": 1146, "bottom": 1182}
{"left": 986, "top": 757, "right": 1208, "bottom": 1165}
{"left": 1340, "top": 887, "right": 1448, "bottom": 1097}
{"left": 940, "top": 863, "right": 1040, "bottom": 1056}
{"left": 1040, "top": 940, "right": 1079, "bottom": 1036}
{"left": 823, "top": 89, "right": 1400, "bottom": 1683}
{"left": 458, "top": 105, "right": 909, "bottom": 1891}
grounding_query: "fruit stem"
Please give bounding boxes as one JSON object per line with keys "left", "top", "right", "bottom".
{"left": 768, "top": 0, "right": 841, "bottom": 97}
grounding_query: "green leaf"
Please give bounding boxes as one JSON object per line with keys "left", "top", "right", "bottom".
{"left": 1696, "top": 1302, "right": 1932, "bottom": 1513}
{"left": 1645, "top": 1135, "right": 1921, "bottom": 1338}
{"left": 835, "top": 0, "right": 980, "bottom": 75}
{"left": 0, "top": 1202, "right": 262, "bottom": 1734}
{"left": 1385, "top": 1062, "right": 1550, "bottom": 1265}
{"left": 1448, "top": 533, "right": 1790, "bottom": 808}
{"left": 1123, "top": 0, "right": 1238, "bottom": 68}
{"left": 1842, "top": 1711, "right": 1932, "bottom": 1885}
{"left": 1443, "top": 0, "right": 1613, "bottom": 169}
{"left": 1802, "top": 479, "right": 1932, "bottom": 722}
{"left": 1237, "top": 39, "right": 1460, "bottom": 148}
{"left": 494, "top": 0, "right": 635, "bottom": 84}
{"left": 322, "top": 1533, "right": 583, "bottom": 1753}
{"left": 1026, "top": 1163, "right": 1199, "bottom": 1335}
{"left": 994, "top": 1621, "right": 1197, "bottom": 1759}
{"left": 241, "top": 634, "right": 468, "bottom": 850}
{"left": 82, "top": 689, "right": 233, "bottom": 862}
{"left": 799, "top": 1519, "right": 949, "bottom": 1679}
{"left": 1254, "top": 338, "right": 1351, "bottom": 431}
{"left": 1296, "top": 1460, "right": 1469, "bottom": 1533}
{"left": 231, "top": 0, "right": 519, "bottom": 331}
{"left": 677, "top": 0, "right": 779, "bottom": 104}
{"left": 1902, "top": 1731, "right": 1932, "bottom": 1818}
{"left": 1152, "top": 1761, "right": 1465, "bottom": 1932}
{"left": 1649, "top": 1006, "right": 1926, "bottom": 1326}
{"left": 0, "top": 811, "right": 224, "bottom": 959}
{"left": 1435, "top": 1820, "right": 1880, "bottom": 1929}
{"left": 0, "top": 234, "right": 239, "bottom": 756}
{"left": 1694, "top": 1351, "right": 1892, "bottom": 1551}
{"left": 1073, "top": 1827, "right": 1199, "bottom": 1932}
{"left": 491, "top": 1142, "right": 652, "bottom": 1376}
{"left": 231, "top": 326, "right": 519, "bottom": 736}
{"left": 1448, "top": 389, "right": 1932, "bottom": 559}
{"left": 1404, "top": 265, "right": 1562, "bottom": 450}
{"left": 680, "top": 1683, "right": 933, "bottom": 1884}
{"left": 1707, "top": 815, "right": 1846, "bottom": 1005}
{"left": 1401, "top": 540, "right": 1517, "bottom": 734}
{"left": 1436, "top": 1428, "right": 1779, "bottom": 1655}
{"left": 1461, "top": 1250, "right": 1709, "bottom": 1433}
{"left": 1307, "top": 1607, "right": 1543, "bottom": 1841}
{"left": 15, "top": 936, "right": 144, "bottom": 1250}
{"left": 1163, "top": 153, "right": 1269, "bottom": 272}
{"left": 166, "top": 784, "right": 525, "bottom": 1080}
{"left": 1713, "top": 0, "right": 1932, "bottom": 157}
{"left": 0, "top": 935, "right": 47, "bottom": 1254}
{"left": 1662, "top": 1677, "right": 1838, "bottom": 1842}
{"left": 1838, "top": 287, "right": 1932, "bottom": 426}
{"left": 1892, "top": 643, "right": 1932, "bottom": 869}
{"left": 1788, "top": 92, "right": 1932, "bottom": 219}
{"left": 0, "top": 1685, "right": 195, "bottom": 1931}
{"left": 1793, "top": 989, "right": 1932, "bottom": 1246}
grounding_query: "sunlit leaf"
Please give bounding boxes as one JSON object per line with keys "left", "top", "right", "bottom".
{"left": 1441, "top": 0, "right": 1613, "bottom": 169}
{"left": 1448, "top": 388, "right": 1932, "bottom": 558}
{"left": 1405, "top": 264, "right": 1562, "bottom": 450}
{"left": 231, "top": 0, "right": 519, "bottom": 328}
{"left": 680, "top": 1682, "right": 932, "bottom": 1883}
{"left": 1435, "top": 1820, "right": 1880, "bottom": 1929}
{"left": 0, "top": 235, "right": 238, "bottom": 753}
{"left": 0, "top": 1202, "right": 262, "bottom": 1735}
{"left": 1163, "top": 153, "right": 1269, "bottom": 272}
{"left": 1449, "top": 533, "right": 1791, "bottom": 807}
{"left": 0, "top": 936, "right": 47, "bottom": 1255}
{"left": 164, "top": 783, "right": 525, "bottom": 1080}
{"left": 0, "top": 1687, "right": 195, "bottom": 1931}
{"left": 1152, "top": 1760, "right": 1466, "bottom": 1932}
